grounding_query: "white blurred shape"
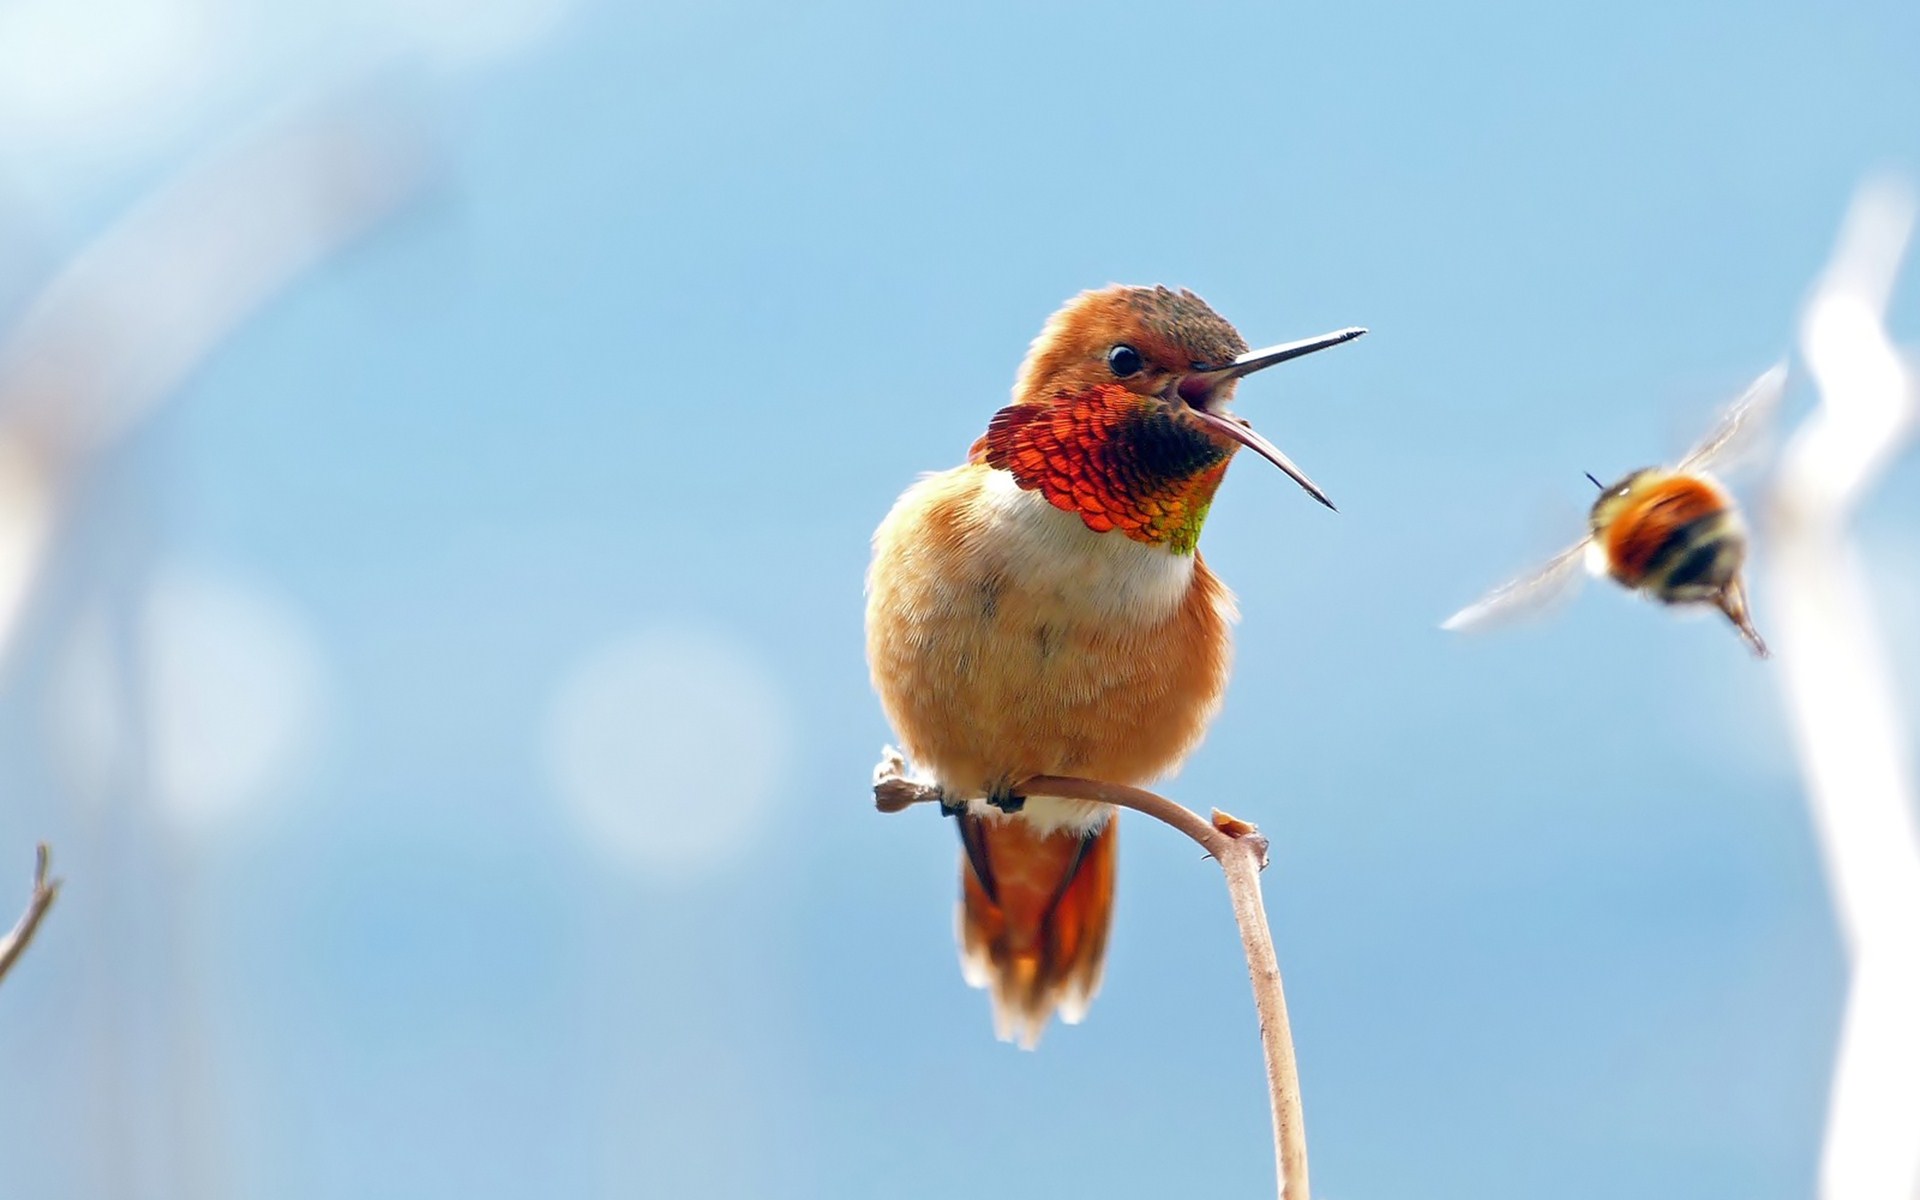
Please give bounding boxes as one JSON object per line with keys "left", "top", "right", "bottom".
{"left": 0, "top": 0, "right": 563, "bottom": 208}
{"left": 1798, "top": 184, "right": 1916, "bottom": 511}
{"left": 51, "top": 565, "right": 327, "bottom": 828}
{"left": 0, "top": 0, "right": 223, "bottom": 145}
{"left": 1769, "top": 178, "right": 1920, "bottom": 1200}
{"left": 48, "top": 600, "right": 122, "bottom": 809}
{"left": 0, "top": 435, "right": 52, "bottom": 664}
{"left": 0, "top": 113, "right": 425, "bottom": 459}
{"left": 143, "top": 566, "right": 326, "bottom": 825}
{"left": 546, "top": 626, "right": 790, "bottom": 879}
{"left": 371, "top": 0, "right": 574, "bottom": 67}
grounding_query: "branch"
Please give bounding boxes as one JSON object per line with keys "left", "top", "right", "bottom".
{"left": 0, "top": 844, "right": 60, "bottom": 988}
{"left": 873, "top": 748, "right": 1309, "bottom": 1200}
{"left": 1766, "top": 180, "right": 1920, "bottom": 1200}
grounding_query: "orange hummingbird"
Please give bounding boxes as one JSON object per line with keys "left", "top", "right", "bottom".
{"left": 865, "top": 285, "right": 1364, "bottom": 1047}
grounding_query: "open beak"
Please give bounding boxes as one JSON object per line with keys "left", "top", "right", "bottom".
{"left": 1179, "top": 326, "right": 1366, "bottom": 511}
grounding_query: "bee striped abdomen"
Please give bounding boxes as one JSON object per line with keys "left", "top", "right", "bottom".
{"left": 1604, "top": 475, "right": 1743, "bottom": 600}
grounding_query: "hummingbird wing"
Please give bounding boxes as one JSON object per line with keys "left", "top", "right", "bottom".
{"left": 1441, "top": 535, "right": 1593, "bottom": 633}
{"left": 1677, "top": 362, "right": 1788, "bottom": 475}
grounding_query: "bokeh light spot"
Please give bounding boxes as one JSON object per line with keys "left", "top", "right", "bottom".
{"left": 49, "top": 562, "right": 327, "bottom": 828}
{"left": 545, "top": 625, "right": 790, "bottom": 880}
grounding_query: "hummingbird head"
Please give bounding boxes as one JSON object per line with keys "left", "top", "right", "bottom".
{"left": 973, "top": 285, "right": 1363, "bottom": 553}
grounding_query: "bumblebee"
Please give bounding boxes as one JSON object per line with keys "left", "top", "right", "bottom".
{"left": 1445, "top": 364, "right": 1786, "bottom": 657}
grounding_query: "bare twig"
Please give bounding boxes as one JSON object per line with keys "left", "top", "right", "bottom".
{"left": 0, "top": 843, "right": 61, "bottom": 988}
{"left": 874, "top": 748, "right": 1309, "bottom": 1200}
{"left": 1767, "top": 180, "right": 1920, "bottom": 1200}
{"left": 0, "top": 102, "right": 427, "bottom": 1193}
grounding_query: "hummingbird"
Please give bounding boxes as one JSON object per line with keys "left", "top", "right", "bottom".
{"left": 865, "top": 285, "right": 1364, "bottom": 1047}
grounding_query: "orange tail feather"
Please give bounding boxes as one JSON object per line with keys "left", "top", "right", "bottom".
{"left": 956, "top": 811, "right": 1116, "bottom": 1049}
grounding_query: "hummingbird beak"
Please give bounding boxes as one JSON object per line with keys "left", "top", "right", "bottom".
{"left": 1178, "top": 326, "right": 1367, "bottom": 512}
{"left": 1213, "top": 327, "right": 1369, "bottom": 381}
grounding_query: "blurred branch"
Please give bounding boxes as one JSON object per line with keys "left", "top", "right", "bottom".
{"left": 0, "top": 844, "right": 60, "bottom": 988}
{"left": 874, "top": 748, "right": 1309, "bottom": 1200}
{"left": 0, "top": 106, "right": 428, "bottom": 463}
{"left": 0, "top": 99, "right": 428, "bottom": 670}
{"left": 1766, "top": 179, "right": 1920, "bottom": 1200}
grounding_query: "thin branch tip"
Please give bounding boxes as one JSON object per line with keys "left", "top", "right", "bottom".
{"left": 1211, "top": 809, "right": 1257, "bottom": 837}
{"left": 872, "top": 744, "right": 907, "bottom": 786}
{"left": 871, "top": 746, "right": 925, "bottom": 812}
{"left": 0, "top": 841, "right": 61, "bottom": 988}
{"left": 867, "top": 750, "right": 1306, "bottom": 1199}
{"left": 873, "top": 778, "right": 927, "bottom": 814}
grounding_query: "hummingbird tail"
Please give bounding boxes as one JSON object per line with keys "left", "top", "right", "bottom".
{"left": 955, "top": 810, "right": 1117, "bottom": 1050}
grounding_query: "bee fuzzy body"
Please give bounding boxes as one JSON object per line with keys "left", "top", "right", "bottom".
{"left": 1584, "top": 468, "right": 1767, "bottom": 656}
{"left": 1443, "top": 363, "right": 1784, "bottom": 659}
{"left": 1592, "top": 471, "right": 1747, "bottom": 604}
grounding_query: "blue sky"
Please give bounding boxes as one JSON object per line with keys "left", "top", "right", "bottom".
{"left": 1, "top": 0, "right": 1918, "bottom": 1197}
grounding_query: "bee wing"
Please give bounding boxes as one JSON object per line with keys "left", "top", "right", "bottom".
{"left": 1677, "top": 362, "right": 1788, "bottom": 475}
{"left": 1441, "top": 536, "right": 1593, "bottom": 633}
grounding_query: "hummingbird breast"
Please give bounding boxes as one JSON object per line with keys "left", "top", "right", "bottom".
{"left": 866, "top": 463, "right": 1236, "bottom": 830}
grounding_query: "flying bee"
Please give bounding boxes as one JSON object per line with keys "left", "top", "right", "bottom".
{"left": 1444, "top": 363, "right": 1787, "bottom": 658}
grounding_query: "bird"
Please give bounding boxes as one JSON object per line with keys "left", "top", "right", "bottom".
{"left": 865, "top": 285, "right": 1364, "bottom": 1046}
{"left": 1443, "top": 363, "right": 1786, "bottom": 657}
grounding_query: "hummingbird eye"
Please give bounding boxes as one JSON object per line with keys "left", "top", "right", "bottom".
{"left": 1106, "top": 344, "right": 1143, "bottom": 378}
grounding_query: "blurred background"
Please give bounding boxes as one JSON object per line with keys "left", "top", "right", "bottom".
{"left": 0, "top": 0, "right": 1916, "bottom": 1197}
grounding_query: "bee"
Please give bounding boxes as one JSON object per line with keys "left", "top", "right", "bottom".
{"left": 1444, "top": 363, "right": 1787, "bottom": 658}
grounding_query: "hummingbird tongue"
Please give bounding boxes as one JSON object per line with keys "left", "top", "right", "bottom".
{"left": 1172, "top": 324, "right": 1365, "bottom": 513}
{"left": 1184, "top": 405, "right": 1336, "bottom": 512}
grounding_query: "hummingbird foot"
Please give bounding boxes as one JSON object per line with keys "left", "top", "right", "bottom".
{"left": 985, "top": 787, "right": 1026, "bottom": 815}
{"left": 937, "top": 790, "right": 970, "bottom": 818}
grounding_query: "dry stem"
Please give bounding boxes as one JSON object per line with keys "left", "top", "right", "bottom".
{"left": 0, "top": 844, "right": 60, "bottom": 988}
{"left": 873, "top": 749, "right": 1308, "bottom": 1199}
